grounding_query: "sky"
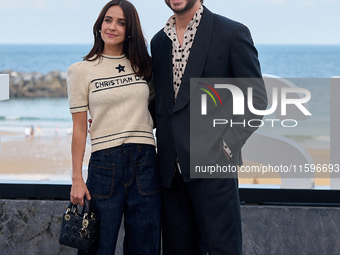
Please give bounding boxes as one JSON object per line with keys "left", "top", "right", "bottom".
{"left": 0, "top": 0, "right": 339, "bottom": 45}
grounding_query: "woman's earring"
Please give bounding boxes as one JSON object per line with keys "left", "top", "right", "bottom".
{"left": 128, "top": 35, "right": 131, "bottom": 39}
{"left": 96, "top": 30, "right": 101, "bottom": 37}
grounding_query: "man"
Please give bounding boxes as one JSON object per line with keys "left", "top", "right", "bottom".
{"left": 150, "top": 0, "right": 268, "bottom": 254}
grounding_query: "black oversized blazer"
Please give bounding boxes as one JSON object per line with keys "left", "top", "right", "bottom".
{"left": 150, "top": 6, "right": 268, "bottom": 188}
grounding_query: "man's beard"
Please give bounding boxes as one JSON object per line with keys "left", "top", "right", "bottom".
{"left": 165, "top": 0, "right": 198, "bottom": 14}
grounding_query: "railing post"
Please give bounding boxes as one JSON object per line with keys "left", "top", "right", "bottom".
{"left": 0, "top": 74, "right": 10, "bottom": 154}
{"left": 330, "top": 77, "right": 340, "bottom": 189}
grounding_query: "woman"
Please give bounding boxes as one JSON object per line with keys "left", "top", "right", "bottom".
{"left": 67, "top": 1, "right": 160, "bottom": 254}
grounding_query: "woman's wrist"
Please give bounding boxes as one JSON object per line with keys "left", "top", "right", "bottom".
{"left": 72, "top": 175, "right": 84, "bottom": 183}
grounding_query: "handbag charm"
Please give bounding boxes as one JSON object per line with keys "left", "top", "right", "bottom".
{"left": 59, "top": 199, "right": 100, "bottom": 251}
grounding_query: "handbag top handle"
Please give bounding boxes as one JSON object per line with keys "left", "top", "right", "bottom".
{"left": 67, "top": 198, "right": 94, "bottom": 216}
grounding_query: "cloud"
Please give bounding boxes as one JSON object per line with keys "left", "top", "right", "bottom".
{"left": 0, "top": 0, "right": 51, "bottom": 9}
{"left": 265, "top": 0, "right": 319, "bottom": 6}
{"left": 0, "top": 0, "right": 23, "bottom": 8}
{"left": 64, "top": 1, "right": 78, "bottom": 8}
{"left": 269, "top": 0, "right": 286, "bottom": 5}
{"left": 29, "top": 0, "right": 50, "bottom": 9}
{"left": 267, "top": 0, "right": 340, "bottom": 6}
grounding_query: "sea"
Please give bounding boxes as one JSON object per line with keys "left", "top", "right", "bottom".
{"left": 0, "top": 44, "right": 340, "bottom": 147}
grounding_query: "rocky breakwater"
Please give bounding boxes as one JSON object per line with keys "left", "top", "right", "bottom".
{"left": 1, "top": 70, "right": 68, "bottom": 98}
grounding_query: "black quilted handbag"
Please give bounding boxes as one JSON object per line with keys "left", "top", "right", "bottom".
{"left": 59, "top": 198, "right": 100, "bottom": 251}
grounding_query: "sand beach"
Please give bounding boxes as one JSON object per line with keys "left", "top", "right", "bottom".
{"left": 0, "top": 130, "right": 331, "bottom": 187}
{"left": 0, "top": 131, "right": 91, "bottom": 181}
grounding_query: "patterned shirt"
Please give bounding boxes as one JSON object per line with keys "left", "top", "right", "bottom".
{"left": 164, "top": 5, "right": 204, "bottom": 100}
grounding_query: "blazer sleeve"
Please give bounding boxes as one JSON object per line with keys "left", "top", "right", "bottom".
{"left": 148, "top": 95, "right": 156, "bottom": 129}
{"left": 149, "top": 38, "right": 156, "bottom": 128}
{"left": 221, "top": 24, "right": 268, "bottom": 160}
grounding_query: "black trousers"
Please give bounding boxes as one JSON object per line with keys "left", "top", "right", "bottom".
{"left": 161, "top": 169, "right": 242, "bottom": 255}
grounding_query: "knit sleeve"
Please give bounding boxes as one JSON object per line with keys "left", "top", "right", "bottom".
{"left": 67, "top": 62, "right": 89, "bottom": 114}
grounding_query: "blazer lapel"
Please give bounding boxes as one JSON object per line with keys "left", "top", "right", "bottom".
{"left": 158, "top": 34, "right": 175, "bottom": 114}
{"left": 173, "top": 6, "right": 214, "bottom": 113}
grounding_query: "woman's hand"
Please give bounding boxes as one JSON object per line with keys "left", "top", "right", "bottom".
{"left": 70, "top": 178, "right": 91, "bottom": 206}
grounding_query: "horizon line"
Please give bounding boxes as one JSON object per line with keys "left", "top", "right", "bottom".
{"left": 0, "top": 43, "right": 340, "bottom": 46}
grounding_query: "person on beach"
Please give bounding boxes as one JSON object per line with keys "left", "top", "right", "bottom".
{"left": 24, "top": 126, "right": 30, "bottom": 139}
{"left": 149, "top": 0, "right": 268, "bottom": 254}
{"left": 30, "top": 125, "right": 34, "bottom": 139}
{"left": 36, "top": 126, "right": 41, "bottom": 137}
{"left": 54, "top": 126, "right": 60, "bottom": 139}
{"left": 67, "top": 1, "right": 160, "bottom": 254}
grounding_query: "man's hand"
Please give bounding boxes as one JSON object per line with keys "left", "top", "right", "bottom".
{"left": 222, "top": 140, "right": 232, "bottom": 160}
{"left": 88, "top": 119, "right": 92, "bottom": 133}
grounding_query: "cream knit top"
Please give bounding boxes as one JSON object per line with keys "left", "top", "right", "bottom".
{"left": 67, "top": 54, "right": 155, "bottom": 152}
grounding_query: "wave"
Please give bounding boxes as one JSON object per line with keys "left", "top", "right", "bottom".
{"left": 0, "top": 116, "right": 71, "bottom": 122}
{"left": 283, "top": 134, "right": 330, "bottom": 141}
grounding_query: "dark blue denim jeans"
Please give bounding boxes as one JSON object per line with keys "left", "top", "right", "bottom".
{"left": 78, "top": 143, "right": 161, "bottom": 255}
